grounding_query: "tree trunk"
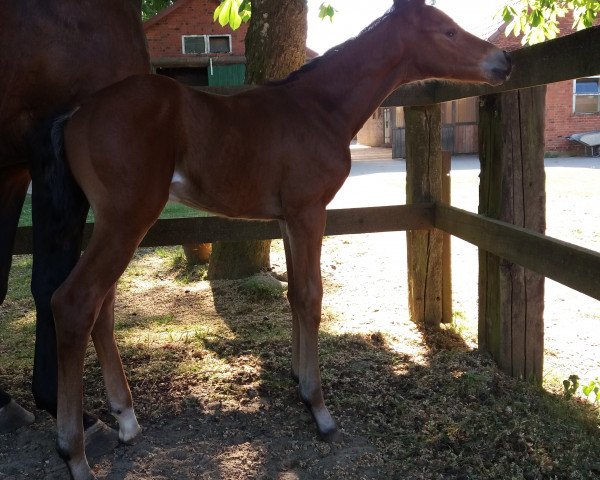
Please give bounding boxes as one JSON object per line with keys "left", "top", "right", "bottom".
{"left": 208, "top": 0, "right": 308, "bottom": 280}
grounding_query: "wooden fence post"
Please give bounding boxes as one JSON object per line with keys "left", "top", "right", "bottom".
{"left": 478, "top": 86, "right": 546, "bottom": 383}
{"left": 441, "top": 151, "right": 452, "bottom": 325}
{"left": 405, "top": 104, "right": 450, "bottom": 327}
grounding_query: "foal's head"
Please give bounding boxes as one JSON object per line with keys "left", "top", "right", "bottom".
{"left": 393, "top": 0, "right": 512, "bottom": 85}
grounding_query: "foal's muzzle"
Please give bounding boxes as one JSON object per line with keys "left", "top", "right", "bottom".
{"left": 485, "top": 50, "right": 512, "bottom": 86}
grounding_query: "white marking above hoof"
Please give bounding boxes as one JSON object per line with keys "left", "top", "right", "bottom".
{"left": 112, "top": 407, "right": 142, "bottom": 444}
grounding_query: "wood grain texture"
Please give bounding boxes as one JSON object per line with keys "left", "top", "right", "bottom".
{"left": 405, "top": 105, "right": 445, "bottom": 327}
{"left": 477, "top": 87, "right": 546, "bottom": 382}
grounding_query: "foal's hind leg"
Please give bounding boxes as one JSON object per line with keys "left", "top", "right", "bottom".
{"left": 91, "top": 283, "right": 141, "bottom": 444}
{"left": 52, "top": 224, "right": 152, "bottom": 480}
{"left": 283, "top": 207, "right": 338, "bottom": 441}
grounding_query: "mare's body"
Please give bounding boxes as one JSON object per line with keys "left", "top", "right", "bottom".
{"left": 0, "top": 0, "right": 149, "bottom": 432}
{"left": 53, "top": 0, "right": 512, "bottom": 477}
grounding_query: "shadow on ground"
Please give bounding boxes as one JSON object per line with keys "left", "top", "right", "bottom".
{"left": 1, "top": 259, "right": 599, "bottom": 479}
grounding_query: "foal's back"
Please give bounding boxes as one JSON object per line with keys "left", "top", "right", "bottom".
{"left": 65, "top": 74, "right": 352, "bottom": 223}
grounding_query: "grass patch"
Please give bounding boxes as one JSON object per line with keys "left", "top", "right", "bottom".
{"left": 17, "top": 195, "right": 205, "bottom": 227}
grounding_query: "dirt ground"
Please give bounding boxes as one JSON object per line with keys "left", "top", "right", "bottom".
{"left": 0, "top": 150, "right": 599, "bottom": 479}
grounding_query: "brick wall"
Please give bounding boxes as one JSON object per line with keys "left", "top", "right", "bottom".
{"left": 546, "top": 81, "right": 600, "bottom": 153}
{"left": 144, "top": 0, "right": 248, "bottom": 58}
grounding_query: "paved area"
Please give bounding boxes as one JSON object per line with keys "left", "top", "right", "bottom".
{"left": 335, "top": 147, "right": 600, "bottom": 210}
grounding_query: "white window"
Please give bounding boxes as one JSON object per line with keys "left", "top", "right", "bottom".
{"left": 182, "top": 35, "right": 206, "bottom": 54}
{"left": 182, "top": 35, "right": 232, "bottom": 55}
{"left": 573, "top": 77, "right": 600, "bottom": 114}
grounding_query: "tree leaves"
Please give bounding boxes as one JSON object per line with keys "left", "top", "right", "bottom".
{"left": 319, "top": 3, "right": 337, "bottom": 22}
{"left": 500, "top": 0, "right": 599, "bottom": 45}
{"left": 141, "top": 0, "right": 175, "bottom": 21}
{"left": 212, "top": 1, "right": 336, "bottom": 30}
{"left": 213, "top": 0, "right": 251, "bottom": 30}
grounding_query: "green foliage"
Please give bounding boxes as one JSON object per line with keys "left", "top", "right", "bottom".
{"left": 501, "top": 0, "right": 600, "bottom": 45}
{"left": 213, "top": 0, "right": 251, "bottom": 30}
{"left": 318, "top": 3, "right": 337, "bottom": 22}
{"left": 563, "top": 374, "right": 600, "bottom": 403}
{"left": 563, "top": 374, "right": 580, "bottom": 399}
{"left": 213, "top": 1, "right": 335, "bottom": 30}
{"left": 141, "top": 0, "right": 175, "bottom": 21}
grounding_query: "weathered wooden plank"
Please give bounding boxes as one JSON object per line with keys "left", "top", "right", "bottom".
{"left": 382, "top": 25, "right": 600, "bottom": 107}
{"left": 477, "top": 87, "right": 546, "bottom": 383}
{"left": 12, "top": 205, "right": 435, "bottom": 255}
{"left": 405, "top": 105, "right": 446, "bottom": 327}
{"left": 435, "top": 204, "right": 600, "bottom": 303}
{"left": 441, "top": 151, "right": 452, "bottom": 325}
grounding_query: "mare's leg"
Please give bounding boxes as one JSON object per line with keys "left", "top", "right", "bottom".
{"left": 28, "top": 120, "right": 92, "bottom": 425}
{"left": 0, "top": 165, "right": 30, "bottom": 304}
{"left": 283, "top": 207, "right": 338, "bottom": 441}
{"left": 91, "top": 283, "right": 141, "bottom": 444}
{"left": 0, "top": 165, "right": 35, "bottom": 431}
{"left": 279, "top": 221, "right": 299, "bottom": 382}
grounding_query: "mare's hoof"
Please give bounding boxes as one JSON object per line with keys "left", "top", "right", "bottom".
{"left": 84, "top": 419, "right": 119, "bottom": 460}
{"left": 318, "top": 425, "right": 341, "bottom": 443}
{"left": 0, "top": 399, "right": 35, "bottom": 433}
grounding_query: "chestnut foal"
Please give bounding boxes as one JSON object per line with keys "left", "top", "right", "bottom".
{"left": 53, "top": 0, "right": 511, "bottom": 477}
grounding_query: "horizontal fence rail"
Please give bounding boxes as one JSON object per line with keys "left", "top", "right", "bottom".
{"left": 13, "top": 202, "right": 600, "bottom": 302}
{"left": 435, "top": 203, "right": 600, "bottom": 302}
{"left": 12, "top": 204, "right": 434, "bottom": 255}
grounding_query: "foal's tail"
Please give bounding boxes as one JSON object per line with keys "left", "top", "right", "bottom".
{"left": 28, "top": 109, "right": 89, "bottom": 248}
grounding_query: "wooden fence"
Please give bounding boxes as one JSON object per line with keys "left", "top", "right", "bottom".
{"left": 12, "top": 26, "right": 600, "bottom": 383}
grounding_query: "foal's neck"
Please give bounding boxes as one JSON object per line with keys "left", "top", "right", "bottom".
{"left": 292, "top": 11, "right": 417, "bottom": 141}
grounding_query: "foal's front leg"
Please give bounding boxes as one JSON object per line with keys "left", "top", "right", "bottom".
{"left": 284, "top": 208, "right": 338, "bottom": 441}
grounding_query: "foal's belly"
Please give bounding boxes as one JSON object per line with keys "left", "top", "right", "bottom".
{"left": 168, "top": 169, "right": 283, "bottom": 220}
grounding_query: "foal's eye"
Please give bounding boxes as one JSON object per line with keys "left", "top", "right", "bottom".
{"left": 446, "top": 29, "right": 456, "bottom": 38}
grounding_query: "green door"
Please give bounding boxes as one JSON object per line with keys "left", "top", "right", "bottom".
{"left": 208, "top": 64, "right": 246, "bottom": 86}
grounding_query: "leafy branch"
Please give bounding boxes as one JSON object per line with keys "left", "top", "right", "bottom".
{"left": 212, "top": 0, "right": 336, "bottom": 30}
{"left": 501, "top": 0, "right": 600, "bottom": 45}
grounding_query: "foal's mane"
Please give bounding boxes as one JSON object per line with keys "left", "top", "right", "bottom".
{"left": 266, "top": 3, "right": 404, "bottom": 87}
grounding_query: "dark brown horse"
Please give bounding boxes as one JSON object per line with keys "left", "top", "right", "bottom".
{"left": 0, "top": 0, "right": 149, "bottom": 437}
{"left": 53, "top": 0, "right": 511, "bottom": 477}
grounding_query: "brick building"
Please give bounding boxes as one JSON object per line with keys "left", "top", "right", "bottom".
{"left": 143, "top": 0, "right": 317, "bottom": 88}
{"left": 144, "top": 0, "right": 249, "bottom": 86}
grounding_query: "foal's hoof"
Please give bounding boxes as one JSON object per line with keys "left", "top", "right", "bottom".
{"left": 318, "top": 425, "right": 341, "bottom": 443}
{"left": 84, "top": 419, "right": 119, "bottom": 460}
{"left": 0, "top": 399, "right": 35, "bottom": 433}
